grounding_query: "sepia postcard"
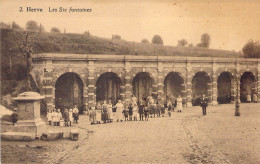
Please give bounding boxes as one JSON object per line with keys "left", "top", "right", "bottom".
{"left": 0, "top": 0, "right": 259, "bottom": 163}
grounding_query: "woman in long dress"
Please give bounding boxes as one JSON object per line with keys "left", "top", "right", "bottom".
{"left": 177, "top": 95, "right": 183, "bottom": 112}
{"left": 114, "top": 100, "right": 124, "bottom": 122}
{"left": 102, "top": 101, "right": 109, "bottom": 123}
{"left": 107, "top": 99, "right": 113, "bottom": 122}
{"left": 96, "top": 102, "right": 102, "bottom": 124}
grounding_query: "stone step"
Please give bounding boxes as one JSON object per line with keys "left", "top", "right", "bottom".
{"left": 1, "top": 132, "right": 35, "bottom": 141}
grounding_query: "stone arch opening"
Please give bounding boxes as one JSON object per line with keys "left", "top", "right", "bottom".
{"left": 240, "top": 72, "right": 256, "bottom": 102}
{"left": 55, "top": 72, "right": 84, "bottom": 113}
{"left": 192, "top": 72, "right": 211, "bottom": 106}
{"left": 96, "top": 72, "right": 122, "bottom": 105}
{"left": 132, "top": 72, "right": 154, "bottom": 103}
{"left": 217, "top": 72, "right": 233, "bottom": 104}
{"left": 164, "top": 72, "right": 184, "bottom": 103}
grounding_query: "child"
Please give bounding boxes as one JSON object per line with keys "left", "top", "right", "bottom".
{"left": 122, "top": 108, "right": 129, "bottom": 121}
{"left": 47, "top": 109, "right": 52, "bottom": 125}
{"left": 73, "top": 105, "right": 79, "bottom": 124}
{"left": 132, "top": 103, "right": 138, "bottom": 121}
{"left": 160, "top": 103, "right": 165, "bottom": 117}
{"left": 89, "top": 104, "right": 96, "bottom": 125}
{"left": 167, "top": 100, "right": 172, "bottom": 117}
{"left": 96, "top": 102, "right": 102, "bottom": 124}
{"left": 69, "top": 109, "right": 73, "bottom": 126}
{"left": 64, "top": 108, "right": 69, "bottom": 127}
{"left": 52, "top": 109, "right": 58, "bottom": 126}
{"left": 144, "top": 107, "right": 149, "bottom": 121}
{"left": 57, "top": 109, "right": 63, "bottom": 126}
{"left": 128, "top": 103, "right": 133, "bottom": 121}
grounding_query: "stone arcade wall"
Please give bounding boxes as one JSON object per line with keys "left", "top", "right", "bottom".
{"left": 32, "top": 53, "right": 260, "bottom": 111}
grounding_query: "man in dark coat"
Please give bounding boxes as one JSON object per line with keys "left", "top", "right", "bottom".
{"left": 138, "top": 100, "right": 145, "bottom": 121}
{"left": 200, "top": 94, "right": 208, "bottom": 115}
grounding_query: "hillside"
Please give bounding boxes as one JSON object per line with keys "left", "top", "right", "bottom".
{"left": 0, "top": 28, "right": 241, "bottom": 97}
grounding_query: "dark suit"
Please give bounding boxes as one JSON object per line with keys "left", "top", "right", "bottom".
{"left": 200, "top": 97, "right": 208, "bottom": 115}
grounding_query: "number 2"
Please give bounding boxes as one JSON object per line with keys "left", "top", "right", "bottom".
{"left": 19, "top": 7, "right": 23, "bottom": 12}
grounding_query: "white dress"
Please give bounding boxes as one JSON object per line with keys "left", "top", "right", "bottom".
{"left": 177, "top": 98, "right": 183, "bottom": 111}
{"left": 107, "top": 104, "right": 113, "bottom": 120}
{"left": 96, "top": 110, "right": 101, "bottom": 122}
{"left": 69, "top": 112, "right": 73, "bottom": 122}
{"left": 133, "top": 105, "right": 138, "bottom": 118}
{"left": 116, "top": 103, "right": 124, "bottom": 120}
{"left": 247, "top": 94, "right": 251, "bottom": 102}
{"left": 47, "top": 112, "right": 52, "bottom": 122}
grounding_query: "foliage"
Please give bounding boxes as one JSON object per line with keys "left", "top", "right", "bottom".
{"left": 26, "top": 20, "right": 38, "bottom": 31}
{"left": 177, "top": 39, "right": 188, "bottom": 46}
{"left": 50, "top": 27, "right": 61, "bottom": 33}
{"left": 152, "top": 35, "right": 163, "bottom": 45}
{"left": 242, "top": 40, "right": 260, "bottom": 58}
{"left": 12, "top": 21, "right": 22, "bottom": 29}
{"left": 0, "top": 22, "right": 11, "bottom": 28}
{"left": 141, "top": 39, "right": 149, "bottom": 43}
{"left": 200, "top": 33, "right": 211, "bottom": 48}
{"left": 112, "top": 34, "right": 121, "bottom": 40}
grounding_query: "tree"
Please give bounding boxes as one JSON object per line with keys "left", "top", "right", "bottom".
{"left": 0, "top": 22, "right": 11, "bottom": 28}
{"left": 141, "top": 39, "right": 149, "bottom": 43}
{"left": 39, "top": 24, "right": 45, "bottom": 32}
{"left": 50, "top": 27, "right": 61, "bottom": 33}
{"left": 200, "top": 33, "right": 211, "bottom": 48}
{"left": 26, "top": 20, "right": 38, "bottom": 31}
{"left": 152, "top": 35, "right": 163, "bottom": 45}
{"left": 12, "top": 21, "right": 22, "bottom": 29}
{"left": 188, "top": 43, "right": 193, "bottom": 47}
{"left": 177, "top": 39, "right": 188, "bottom": 46}
{"left": 112, "top": 34, "right": 121, "bottom": 40}
{"left": 242, "top": 40, "right": 260, "bottom": 58}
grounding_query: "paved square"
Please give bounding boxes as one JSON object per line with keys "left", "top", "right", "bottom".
{"left": 1, "top": 103, "right": 260, "bottom": 164}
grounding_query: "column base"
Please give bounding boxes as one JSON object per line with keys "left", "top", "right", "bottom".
{"left": 186, "top": 102, "right": 192, "bottom": 107}
{"left": 212, "top": 101, "right": 218, "bottom": 105}
{"left": 14, "top": 118, "right": 46, "bottom": 137}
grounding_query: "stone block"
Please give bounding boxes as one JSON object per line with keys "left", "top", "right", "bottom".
{"left": 70, "top": 129, "right": 79, "bottom": 141}
{"left": 41, "top": 130, "right": 63, "bottom": 141}
{"left": 1, "top": 132, "right": 35, "bottom": 141}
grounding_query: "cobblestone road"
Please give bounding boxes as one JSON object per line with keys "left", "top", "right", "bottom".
{"left": 57, "top": 108, "right": 230, "bottom": 164}
{"left": 3, "top": 104, "right": 259, "bottom": 164}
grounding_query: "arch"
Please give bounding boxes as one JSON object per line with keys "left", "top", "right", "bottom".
{"left": 132, "top": 72, "right": 154, "bottom": 103}
{"left": 163, "top": 72, "right": 184, "bottom": 103}
{"left": 240, "top": 71, "right": 256, "bottom": 102}
{"left": 192, "top": 71, "right": 211, "bottom": 106}
{"left": 96, "top": 72, "right": 122, "bottom": 105}
{"left": 55, "top": 72, "right": 84, "bottom": 113}
{"left": 217, "top": 72, "right": 233, "bottom": 104}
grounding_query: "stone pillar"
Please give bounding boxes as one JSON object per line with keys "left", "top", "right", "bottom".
{"left": 124, "top": 65, "right": 132, "bottom": 103}
{"left": 83, "top": 87, "right": 88, "bottom": 111}
{"left": 234, "top": 75, "right": 241, "bottom": 102}
{"left": 257, "top": 62, "right": 260, "bottom": 102}
{"left": 207, "top": 82, "right": 213, "bottom": 105}
{"left": 212, "top": 68, "right": 218, "bottom": 105}
{"left": 87, "top": 61, "right": 95, "bottom": 107}
{"left": 43, "top": 59, "right": 54, "bottom": 111}
{"left": 231, "top": 78, "right": 236, "bottom": 103}
{"left": 236, "top": 62, "right": 241, "bottom": 102}
{"left": 181, "top": 82, "right": 187, "bottom": 107}
{"left": 186, "top": 63, "right": 192, "bottom": 107}
{"left": 157, "top": 68, "right": 164, "bottom": 99}
{"left": 13, "top": 92, "right": 46, "bottom": 137}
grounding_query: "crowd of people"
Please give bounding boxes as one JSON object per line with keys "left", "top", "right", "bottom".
{"left": 88, "top": 95, "right": 184, "bottom": 125}
{"left": 46, "top": 105, "right": 79, "bottom": 126}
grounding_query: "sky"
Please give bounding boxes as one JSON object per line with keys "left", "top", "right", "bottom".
{"left": 0, "top": 0, "right": 260, "bottom": 51}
